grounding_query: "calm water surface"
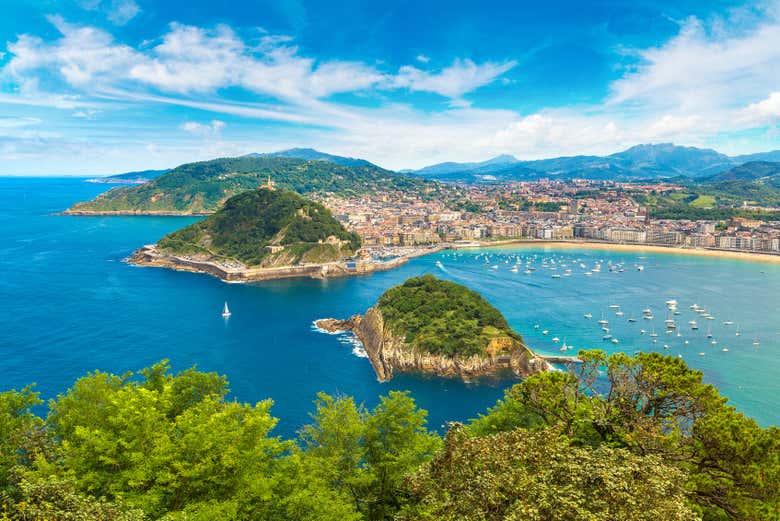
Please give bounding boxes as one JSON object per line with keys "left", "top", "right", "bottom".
{"left": 1, "top": 177, "right": 778, "bottom": 434}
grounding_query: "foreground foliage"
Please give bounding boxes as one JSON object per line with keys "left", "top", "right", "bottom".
{"left": 1, "top": 351, "right": 777, "bottom": 520}
{"left": 377, "top": 274, "right": 524, "bottom": 357}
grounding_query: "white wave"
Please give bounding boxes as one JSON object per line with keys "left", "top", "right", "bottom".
{"left": 337, "top": 332, "right": 369, "bottom": 358}
{"left": 310, "top": 320, "right": 344, "bottom": 335}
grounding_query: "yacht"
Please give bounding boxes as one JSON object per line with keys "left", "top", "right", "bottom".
{"left": 609, "top": 304, "right": 620, "bottom": 309}
{"left": 221, "top": 301, "right": 231, "bottom": 318}
{"left": 722, "top": 321, "right": 734, "bottom": 326}
{"left": 542, "top": 330, "right": 549, "bottom": 335}
{"left": 615, "top": 311, "right": 625, "bottom": 317}
{"left": 628, "top": 317, "right": 637, "bottom": 323}
{"left": 583, "top": 313, "right": 593, "bottom": 319}
{"left": 611, "top": 338, "right": 619, "bottom": 344}
{"left": 637, "top": 265, "right": 644, "bottom": 271}
{"left": 602, "top": 334, "right": 612, "bottom": 340}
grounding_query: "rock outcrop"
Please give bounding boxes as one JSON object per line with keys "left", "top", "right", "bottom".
{"left": 316, "top": 308, "right": 551, "bottom": 382}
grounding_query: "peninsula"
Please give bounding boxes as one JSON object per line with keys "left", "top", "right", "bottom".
{"left": 316, "top": 275, "right": 552, "bottom": 382}
{"left": 129, "top": 188, "right": 410, "bottom": 282}
{"left": 66, "top": 154, "right": 447, "bottom": 215}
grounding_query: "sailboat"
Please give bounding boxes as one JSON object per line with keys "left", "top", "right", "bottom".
{"left": 221, "top": 301, "right": 231, "bottom": 318}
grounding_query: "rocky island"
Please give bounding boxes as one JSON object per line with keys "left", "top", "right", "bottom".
{"left": 129, "top": 188, "right": 406, "bottom": 282}
{"left": 317, "top": 275, "right": 551, "bottom": 382}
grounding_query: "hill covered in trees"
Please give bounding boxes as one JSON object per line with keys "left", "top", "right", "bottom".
{"left": 156, "top": 188, "right": 360, "bottom": 267}
{"left": 67, "top": 155, "right": 446, "bottom": 215}
{"left": 377, "top": 275, "right": 524, "bottom": 357}
{"left": 1, "top": 351, "right": 777, "bottom": 520}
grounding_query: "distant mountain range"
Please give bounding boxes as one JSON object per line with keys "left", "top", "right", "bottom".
{"left": 408, "top": 143, "right": 780, "bottom": 182}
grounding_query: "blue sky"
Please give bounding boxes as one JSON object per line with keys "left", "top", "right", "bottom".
{"left": 2, "top": 0, "right": 780, "bottom": 175}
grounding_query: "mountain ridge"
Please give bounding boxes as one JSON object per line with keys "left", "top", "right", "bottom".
{"left": 409, "top": 143, "right": 780, "bottom": 182}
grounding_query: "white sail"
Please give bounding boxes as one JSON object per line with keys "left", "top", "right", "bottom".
{"left": 222, "top": 301, "right": 231, "bottom": 317}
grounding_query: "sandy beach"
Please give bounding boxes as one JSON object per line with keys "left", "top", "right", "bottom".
{"left": 451, "top": 239, "right": 780, "bottom": 265}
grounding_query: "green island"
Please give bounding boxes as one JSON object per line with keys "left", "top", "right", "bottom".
{"left": 377, "top": 275, "right": 523, "bottom": 357}
{"left": 67, "top": 155, "right": 449, "bottom": 215}
{"left": 316, "top": 275, "right": 550, "bottom": 382}
{"left": 1, "top": 352, "right": 777, "bottom": 520}
{"left": 154, "top": 188, "right": 360, "bottom": 267}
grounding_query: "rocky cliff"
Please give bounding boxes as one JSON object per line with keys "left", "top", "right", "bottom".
{"left": 316, "top": 308, "right": 551, "bottom": 382}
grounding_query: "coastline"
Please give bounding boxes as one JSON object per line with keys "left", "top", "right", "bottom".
{"left": 126, "top": 244, "right": 446, "bottom": 283}
{"left": 64, "top": 209, "right": 211, "bottom": 216}
{"left": 448, "top": 239, "right": 780, "bottom": 265}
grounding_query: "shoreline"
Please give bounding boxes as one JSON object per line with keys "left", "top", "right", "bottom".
{"left": 64, "top": 209, "right": 211, "bottom": 216}
{"left": 126, "top": 244, "right": 444, "bottom": 283}
{"left": 447, "top": 239, "right": 780, "bottom": 265}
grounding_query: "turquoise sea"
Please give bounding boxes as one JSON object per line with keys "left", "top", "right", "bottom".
{"left": 1, "top": 177, "right": 779, "bottom": 434}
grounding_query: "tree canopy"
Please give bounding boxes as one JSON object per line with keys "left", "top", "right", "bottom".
{"left": 1, "top": 351, "right": 777, "bottom": 520}
{"left": 376, "top": 274, "right": 524, "bottom": 357}
{"left": 157, "top": 188, "right": 361, "bottom": 266}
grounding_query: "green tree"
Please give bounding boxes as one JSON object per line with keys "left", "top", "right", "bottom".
{"left": 400, "top": 425, "right": 699, "bottom": 521}
{"left": 300, "top": 391, "right": 441, "bottom": 521}
{"left": 467, "top": 350, "right": 780, "bottom": 520}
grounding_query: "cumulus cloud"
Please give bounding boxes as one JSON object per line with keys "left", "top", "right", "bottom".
{"left": 740, "top": 92, "right": 780, "bottom": 125}
{"left": 2, "top": 7, "right": 780, "bottom": 172}
{"left": 609, "top": 9, "right": 780, "bottom": 114}
{"left": 3, "top": 19, "right": 510, "bottom": 104}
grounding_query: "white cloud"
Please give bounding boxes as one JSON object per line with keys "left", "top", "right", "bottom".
{"left": 181, "top": 120, "right": 226, "bottom": 137}
{"left": 739, "top": 91, "right": 780, "bottom": 125}
{"left": 107, "top": 0, "right": 141, "bottom": 25}
{"left": 392, "top": 58, "right": 518, "bottom": 99}
{"left": 3, "top": 19, "right": 514, "bottom": 104}
{"left": 609, "top": 9, "right": 780, "bottom": 115}
{"left": 3, "top": 8, "right": 780, "bottom": 173}
{"left": 416, "top": 54, "right": 429, "bottom": 63}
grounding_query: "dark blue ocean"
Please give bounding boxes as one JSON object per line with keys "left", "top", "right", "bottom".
{"left": 1, "top": 177, "right": 778, "bottom": 434}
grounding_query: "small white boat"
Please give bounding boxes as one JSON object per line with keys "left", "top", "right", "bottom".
{"left": 552, "top": 337, "right": 560, "bottom": 343}
{"left": 597, "top": 319, "right": 609, "bottom": 325}
{"left": 722, "top": 348, "right": 729, "bottom": 352}
{"left": 637, "top": 265, "right": 644, "bottom": 271}
{"left": 628, "top": 318, "right": 637, "bottom": 323}
{"left": 583, "top": 313, "right": 593, "bottom": 319}
{"left": 616, "top": 311, "right": 624, "bottom": 316}
{"left": 611, "top": 338, "right": 619, "bottom": 344}
{"left": 642, "top": 308, "right": 652, "bottom": 314}
{"left": 221, "top": 301, "right": 231, "bottom": 318}
{"left": 542, "top": 330, "right": 549, "bottom": 335}
{"left": 609, "top": 304, "right": 620, "bottom": 309}
{"left": 551, "top": 274, "right": 561, "bottom": 279}
{"left": 722, "top": 321, "right": 734, "bottom": 326}
{"left": 603, "top": 334, "right": 612, "bottom": 340}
